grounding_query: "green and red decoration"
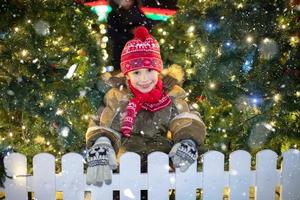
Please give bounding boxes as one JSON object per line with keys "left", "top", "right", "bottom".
{"left": 84, "top": 0, "right": 176, "bottom": 21}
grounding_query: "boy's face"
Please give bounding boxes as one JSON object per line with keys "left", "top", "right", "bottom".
{"left": 114, "top": 0, "right": 134, "bottom": 10}
{"left": 127, "top": 68, "right": 159, "bottom": 93}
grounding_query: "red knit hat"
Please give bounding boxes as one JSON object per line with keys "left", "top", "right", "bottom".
{"left": 120, "top": 26, "right": 163, "bottom": 75}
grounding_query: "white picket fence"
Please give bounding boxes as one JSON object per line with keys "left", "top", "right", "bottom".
{"left": 1, "top": 149, "right": 300, "bottom": 200}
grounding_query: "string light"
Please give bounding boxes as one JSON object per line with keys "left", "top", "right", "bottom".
{"left": 47, "top": 93, "right": 54, "bottom": 100}
{"left": 100, "top": 29, "right": 107, "bottom": 34}
{"left": 83, "top": 115, "right": 89, "bottom": 120}
{"left": 209, "top": 82, "right": 216, "bottom": 89}
{"left": 290, "top": 36, "right": 300, "bottom": 47}
{"left": 56, "top": 108, "right": 64, "bottom": 116}
{"left": 159, "top": 38, "right": 165, "bottom": 44}
{"left": 21, "top": 49, "right": 28, "bottom": 57}
{"left": 192, "top": 103, "right": 199, "bottom": 109}
{"left": 99, "top": 24, "right": 106, "bottom": 30}
{"left": 296, "top": 91, "right": 300, "bottom": 97}
{"left": 246, "top": 36, "right": 253, "bottom": 43}
{"left": 186, "top": 68, "right": 194, "bottom": 76}
{"left": 102, "top": 53, "right": 108, "bottom": 60}
{"left": 100, "top": 43, "right": 107, "bottom": 48}
{"left": 187, "top": 25, "right": 195, "bottom": 33}
{"left": 270, "top": 121, "right": 276, "bottom": 127}
{"left": 230, "top": 75, "right": 236, "bottom": 81}
{"left": 102, "top": 36, "right": 108, "bottom": 43}
{"left": 237, "top": 3, "right": 243, "bottom": 8}
{"left": 273, "top": 94, "right": 281, "bottom": 102}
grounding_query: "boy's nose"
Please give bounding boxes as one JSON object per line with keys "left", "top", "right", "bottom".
{"left": 140, "top": 72, "right": 147, "bottom": 81}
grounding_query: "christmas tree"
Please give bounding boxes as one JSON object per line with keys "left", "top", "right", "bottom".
{"left": 0, "top": 0, "right": 110, "bottom": 185}
{"left": 154, "top": 0, "right": 300, "bottom": 155}
{"left": 1, "top": 0, "right": 300, "bottom": 188}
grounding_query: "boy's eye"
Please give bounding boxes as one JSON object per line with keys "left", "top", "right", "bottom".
{"left": 147, "top": 69, "right": 153, "bottom": 72}
{"left": 133, "top": 71, "right": 140, "bottom": 75}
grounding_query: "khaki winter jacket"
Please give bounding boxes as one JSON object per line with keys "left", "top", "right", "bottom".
{"left": 86, "top": 65, "right": 206, "bottom": 156}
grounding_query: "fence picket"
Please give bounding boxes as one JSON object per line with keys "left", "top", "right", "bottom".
{"left": 148, "top": 152, "right": 170, "bottom": 200}
{"left": 61, "top": 153, "right": 85, "bottom": 200}
{"left": 33, "top": 153, "right": 56, "bottom": 200}
{"left": 90, "top": 182, "right": 114, "bottom": 200}
{"left": 281, "top": 149, "right": 300, "bottom": 200}
{"left": 256, "top": 150, "right": 278, "bottom": 200}
{"left": 175, "top": 160, "right": 198, "bottom": 200}
{"left": 3, "top": 153, "right": 27, "bottom": 200}
{"left": 229, "top": 150, "right": 251, "bottom": 200}
{"left": 203, "top": 151, "right": 225, "bottom": 200}
{"left": 120, "top": 152, "right": 144, "bottom": 200}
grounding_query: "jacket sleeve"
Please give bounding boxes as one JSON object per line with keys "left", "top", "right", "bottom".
{"left": 168, "top": 86, "right": 207, "bottom": 146}
{"left": 85, "top": 88, "right": 125, "bottom": 152}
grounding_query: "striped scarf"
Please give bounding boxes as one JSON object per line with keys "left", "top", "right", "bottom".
{"left": 121, "top": 78, "right": 172, "bottom": 137}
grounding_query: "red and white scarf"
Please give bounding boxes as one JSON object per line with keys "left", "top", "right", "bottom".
{"left": 121, "top": 78, "right": 172, "bottom": 137}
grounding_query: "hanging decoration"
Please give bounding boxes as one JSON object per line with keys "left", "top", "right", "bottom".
{"left": 33, "top": 20, "right": 50, "bottom": 36}
{"left": 242, "top": 48, "right": 256, "bottom": 74}
{"left": 84, "top": 0, "right": 176, "bottom": 21}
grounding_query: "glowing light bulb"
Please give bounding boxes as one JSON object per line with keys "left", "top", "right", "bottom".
{"left": 187, "top": 25, "right": 195, "bottom": 33}
{"left": 21, "top": 49, "right": 28, "bottom": 57}
{"left": 47, "top": 94, "right": 54, "bottom": 100}
{"left": 192, "top": 103, "right": 199, "bottom": 109}
{"left": 273, "top": 94, "right": 281, "bottom": 102}
{"left": 102, "top": 36, "right": 109, "bottom": 43}
{"left": 56, "top": 109, "right": 64, "bottom": 116}
{"left": 237, "top": 3, "right": 243, "bottom": 8}
{"left": 209, "top": 82, "right": 216, "bottom": 89}
{"left": 281, "top": 24, "right": 287, "bottom": 29}
{"left": 246, "top": 36, "right": 253, "bottom": 43}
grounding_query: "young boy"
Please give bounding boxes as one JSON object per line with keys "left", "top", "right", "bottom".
{"left": 86, "top": 26, "right": 206, "bottom": 186}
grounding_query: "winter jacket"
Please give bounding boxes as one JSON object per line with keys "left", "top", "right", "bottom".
{"left": 86, "top": 65, "right": 206, "bottom": 157}
{"left": 107, "top": 5, "right": 155, "bottom": 71}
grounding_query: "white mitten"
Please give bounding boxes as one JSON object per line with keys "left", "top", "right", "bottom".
{"left": 169, "top": 139, "right": 198, "bottom": 172}
{"left": 86, "top": 137, "right": 117, "bottom": 186}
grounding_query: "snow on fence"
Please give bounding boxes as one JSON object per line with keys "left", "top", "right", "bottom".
{"left": 1, "top": 149, "right": 300, "bottom": 200}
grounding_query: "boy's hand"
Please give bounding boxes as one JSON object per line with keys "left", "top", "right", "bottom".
{"left": 169, "top": 139, "right": 198, "bottom": 172}
{"left": 86, "top": 137, "right": 117, "bottom": 186}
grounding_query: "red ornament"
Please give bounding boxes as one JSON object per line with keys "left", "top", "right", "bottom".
{"left": 284, "top": 68, "right": 300, "bottom": 79}
{"left": 50, "top": 63, "right": 57, "bottom": 72}
{"left": 290, "top": 0, "right": 300, "bottom": 6}
{"left": 52, "top": 122, "right": 60, "bottom": 129}
{"left": 196, "top": 95, "right": 206, "bottom": 102}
